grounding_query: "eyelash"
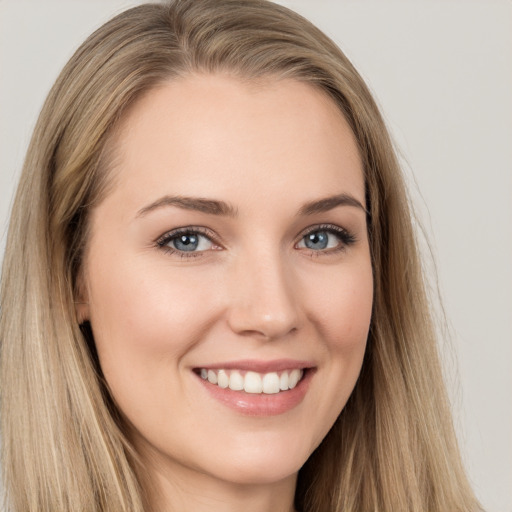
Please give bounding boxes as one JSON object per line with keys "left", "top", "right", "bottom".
{"left": 155, "top": 224, "right": 357, "bottom": 258}
{"left": 156, "top": 226, "right": 218, "bottom": 258}
{"left": 299, "top": 224, "right": 357, "bottom": 256}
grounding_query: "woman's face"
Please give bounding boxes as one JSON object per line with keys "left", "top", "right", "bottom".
{"left": 79, "top": 74, "right": 373, "bottom": 491}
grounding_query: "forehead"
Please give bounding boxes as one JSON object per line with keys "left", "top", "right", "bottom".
{"left": 102, "top": 73, "right": 364, "bottom": 213}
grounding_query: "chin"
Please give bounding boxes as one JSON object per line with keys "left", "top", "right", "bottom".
{"left": 203, "top": 431, "right": 314, "bottom": 486}
{"left": 214, "top": 459, "right": 302, "bottom": 487}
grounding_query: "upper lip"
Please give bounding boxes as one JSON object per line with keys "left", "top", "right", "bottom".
{"left": 194, "top": 359, "right": 314, "bottom": 373}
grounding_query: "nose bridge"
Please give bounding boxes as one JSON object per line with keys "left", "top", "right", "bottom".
{"left": 227, "top": 244, "right": 300, "bottom": 339}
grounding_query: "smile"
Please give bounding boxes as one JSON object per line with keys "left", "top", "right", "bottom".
{"left": 198, "top": 368, "right": 305, "bottom": 394}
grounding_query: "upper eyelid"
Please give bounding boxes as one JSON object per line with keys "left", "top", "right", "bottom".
{"left": 156, "top": 226, "right": 218, "bottom": 245}
{"left": 298, "top": 223, "right": 352, "bottom": 239}
{"left": 301, "top": 223, "right": 346, "bottom": 233}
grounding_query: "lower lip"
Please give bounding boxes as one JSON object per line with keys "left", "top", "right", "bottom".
{"left": 196, "top": 370, "right": 313, "bottom": 416}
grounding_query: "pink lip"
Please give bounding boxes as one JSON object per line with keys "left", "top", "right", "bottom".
{"left": 195, "top": 358, "right": 314, "bottom": 373}
{"left": 194, "top": 360, "right": 315, "bottom": 417}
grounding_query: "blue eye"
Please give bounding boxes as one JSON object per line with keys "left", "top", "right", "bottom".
{"left": 297, "top": 226, "right": 355, "bottom": 252}
{"left": 157, "top": 229, "right": 215, "bottom": 254}
{"left": 302, "top": 231, "right": 330, "bottom": 250}
{"left": 173, "top": 233, "right": 199, "bottom": 251}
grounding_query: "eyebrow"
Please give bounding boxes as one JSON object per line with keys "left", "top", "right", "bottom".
{"left": 136, "top": 192, "right": 366, "bottom": 219}
{"left": 136, "top": 195, "right": 238, "bottom": 218}
{"left": 298, "top": 193, "right": 367, "bottom": 216}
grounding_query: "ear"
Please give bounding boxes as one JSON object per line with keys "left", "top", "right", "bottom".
{"left": 74, "top": 270, "right": 90, "bottom": 325}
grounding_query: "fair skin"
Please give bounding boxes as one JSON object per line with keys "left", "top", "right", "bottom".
{"left": 78, "top": 74, "right": 373, "bottom": 512}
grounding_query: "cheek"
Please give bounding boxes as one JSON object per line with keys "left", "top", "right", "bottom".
{"left": 305, "top": 258, "right": 373, "bottom": 350}
{"left": 293, "top": 257, "right": 372, "bottom": 448}
{"left": 85, "top": 252, "right": 220, "bottom": 380}
{"left": 309, "top": 257, "right": 372, "bottom": 390}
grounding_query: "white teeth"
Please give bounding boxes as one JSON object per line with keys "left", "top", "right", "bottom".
{"left": 217, "top": 370, "right": 229, "bottom": 389}
{"left": 207, "top": 369, "right": 218, "bottom": 384}
{"left": 199, "top": 368, "right": 306, "bottom": 394}
{"left": 279, "top": 372, "right": 289, "bottom": 391}
{"left": 244, "top": 371, "right": 263, "bottom": 394}
{"left": 288, "top": 369, "right": 302, "bottom": 389}
{"left": 228, "top": 371, "right": 244, "bottom": 391}
{"left": 262, "top": 372, "right": 280, "bottom": 394}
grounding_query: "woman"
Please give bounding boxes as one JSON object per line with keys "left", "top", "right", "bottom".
{"left": 0, "top": 1, "right": 482, "bottom": 511}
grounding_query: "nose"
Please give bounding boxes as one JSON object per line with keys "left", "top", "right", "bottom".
{"left": 226, "top": 250, "right": 301, "bottom": 340}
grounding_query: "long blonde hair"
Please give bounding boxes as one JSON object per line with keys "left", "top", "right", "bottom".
{"left": 0, "top": 1, "right": 481, "bottom": 511}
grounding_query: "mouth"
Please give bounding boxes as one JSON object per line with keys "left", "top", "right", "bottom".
{"left": 192, "top": 361, "right": 314, "bottom": 416}
{"left": 195, "top": 367, "right": 306, "bottom": 395}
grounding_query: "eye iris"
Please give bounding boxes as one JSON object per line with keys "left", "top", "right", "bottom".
{"left": 305, "top": 231, "right": 329, "bottom": 250}
{"left": 173, "top": 234, "right": 199, "bottom": 251}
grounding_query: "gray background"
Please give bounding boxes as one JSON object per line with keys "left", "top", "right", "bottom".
{"left": 1, "top": 1, "right": 511, "bottom": 511}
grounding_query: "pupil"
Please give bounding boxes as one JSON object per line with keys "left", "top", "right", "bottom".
{"left": 174, "top": 234, "right": 198, "bottom": 251}
{"left": 306, "top": 231, "right": 328, "bottom": 250}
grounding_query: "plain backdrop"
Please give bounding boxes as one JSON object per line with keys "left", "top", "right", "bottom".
{"left": 0, "top": 1, "right": 511, "bottom": 511}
